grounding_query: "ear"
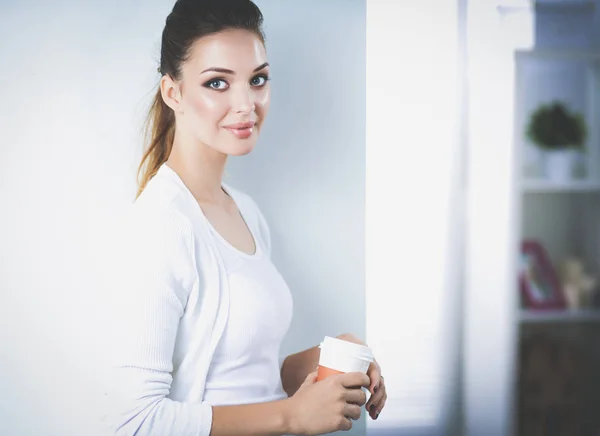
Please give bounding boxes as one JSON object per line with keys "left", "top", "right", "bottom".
{"left": 160, "top": 75, "right": 183, "bottom": 113}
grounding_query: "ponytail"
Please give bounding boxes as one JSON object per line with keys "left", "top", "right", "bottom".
{"left": 135, "top": 87, "right": 175, "bottom": 199}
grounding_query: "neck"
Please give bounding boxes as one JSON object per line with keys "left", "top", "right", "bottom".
{"left": 167, "top": 130, "right": 229, "bottom": 205}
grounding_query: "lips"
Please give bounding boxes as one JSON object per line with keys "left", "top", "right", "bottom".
{"left": 224, "top": 121, "right": 256, "bottom": 139}
{"left": 224, "top": 121, "right": 256, "bottom": 129}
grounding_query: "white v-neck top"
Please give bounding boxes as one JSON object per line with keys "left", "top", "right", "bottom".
{"left": 106, "top": 163, "right": 293, "bottom": 436}
{"left": 204, "top": 221, "right": 293, "bottom": 406}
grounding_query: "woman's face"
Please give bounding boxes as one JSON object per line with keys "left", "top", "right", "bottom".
{"left": 165, "top": 29, "right": 270, "bottom": 157}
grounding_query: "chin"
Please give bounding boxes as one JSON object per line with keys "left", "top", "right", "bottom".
{"left": 225, "top": 141, "right": 256, "bottom": 157}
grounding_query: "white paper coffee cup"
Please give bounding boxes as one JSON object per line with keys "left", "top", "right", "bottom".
{"left": 317, "top": 336, "right": 374, "bottom": 381}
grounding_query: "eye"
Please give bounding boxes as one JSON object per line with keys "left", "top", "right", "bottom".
{"left": 204, "top": 78, "right": 228, "bottom": 90}
{"left": 251, "top": 74, "right": 270, "bottom": 87}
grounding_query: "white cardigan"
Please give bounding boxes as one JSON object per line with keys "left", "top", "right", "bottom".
{"left": 107, "top": 164, "right": 279, "bottom": 436}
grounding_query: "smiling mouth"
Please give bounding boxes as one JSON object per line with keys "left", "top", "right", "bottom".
{"left": 224, "top": 121, "right": 256, "bottom": 129}
{"left": 224, "top": 124, "right": 255, "bottom": 139}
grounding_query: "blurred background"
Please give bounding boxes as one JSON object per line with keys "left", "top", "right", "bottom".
{"left": 1, "top": 0, "right": 600, "bottom": 435}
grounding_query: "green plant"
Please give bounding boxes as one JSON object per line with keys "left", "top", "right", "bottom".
{"left": 525, "top": 101, "right": 588, "bottom": 151}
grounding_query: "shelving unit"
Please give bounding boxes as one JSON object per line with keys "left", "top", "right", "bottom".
{"left": 514, "top": 39, "right": 600, "bottom": 435}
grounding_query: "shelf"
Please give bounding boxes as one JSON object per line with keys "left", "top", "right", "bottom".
{"left": 535, "top": 0, "right": 596, "bottom": 10}
{"left": 499, "top": 0, "right": 595, "bottom": 7}
{"left": 520, "top": 309, "right": 600, "bottom": 323}
{"left": 522, "top": 178, "right": 600, "bottom": 193}
{"left": 515, "top": 49, "right": 600, "bottom": 62}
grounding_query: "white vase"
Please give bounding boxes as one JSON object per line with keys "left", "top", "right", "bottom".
{"left": 524, "top": 145, "right": 545, "bottom": 178}
{"left": 544, "top": 149, "right": 576, "bottom": 182}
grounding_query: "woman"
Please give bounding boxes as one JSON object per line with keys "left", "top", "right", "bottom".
{"left": 109, "top": 0, "right": 386, "bottom": 434}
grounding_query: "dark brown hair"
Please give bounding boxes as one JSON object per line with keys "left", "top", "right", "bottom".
{"left": 136, "top": 0, "right": 265, "bottom": 199}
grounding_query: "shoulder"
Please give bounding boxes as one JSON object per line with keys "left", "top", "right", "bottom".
{"left": 117, "top": 179, "right": 196, "bottom": 272}
{"left": 125, "top": 170, "right": 196, "bottom": 239}
{"left": 125, "top": 201, "right": 192, "bottom": 245}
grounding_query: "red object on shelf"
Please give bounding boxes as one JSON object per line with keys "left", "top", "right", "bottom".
{"left": 519, "top": 240, "right": 567, "bottom": 310}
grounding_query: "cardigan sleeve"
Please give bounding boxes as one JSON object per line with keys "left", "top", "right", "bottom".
{"left": 106, "top": 206, "right": 213, "bottom": 436}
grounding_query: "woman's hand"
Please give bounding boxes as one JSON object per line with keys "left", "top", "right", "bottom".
{"left": 365, "top": 359, "right": 386, "bottom": 420}
{"left": 286, "top": 370, "right": 370, "bottom": 435}
{"left": 336, "top": 333, "right": 387, "bottom": 420}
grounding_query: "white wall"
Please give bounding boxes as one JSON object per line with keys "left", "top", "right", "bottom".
{"left": 0, "top": 1, "right": 366, "bottom": 435}
{"left": 229, "top": 0, "right": 366, "bottom": 365}
{"left": 229, "top": 0, "right": 368, "bottom": 434}
{"left": 0, "top": 1, "right": 172, "bottom": 435}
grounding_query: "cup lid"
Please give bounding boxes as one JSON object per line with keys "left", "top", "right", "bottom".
{"left": 319, "top": 336, "right": 374, "bottom": 362}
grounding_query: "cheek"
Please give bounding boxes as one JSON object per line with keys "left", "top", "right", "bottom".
{"left": 256, "top": 89, "right": 271, "bottom": 115}
{"left": 187, "top": 91, "right": 228, "bottom": 125}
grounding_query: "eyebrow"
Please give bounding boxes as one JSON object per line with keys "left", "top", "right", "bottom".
{"left": 200, "top": 62, "right": 269, "bottom": 75}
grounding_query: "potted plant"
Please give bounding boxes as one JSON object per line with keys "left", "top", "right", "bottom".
{"left": 525, "top": 101, "right": 588, "bottom": 181}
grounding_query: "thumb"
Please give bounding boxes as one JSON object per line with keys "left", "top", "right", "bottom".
{"left": 302, "top": 369, "right": 319, "bottom": 387}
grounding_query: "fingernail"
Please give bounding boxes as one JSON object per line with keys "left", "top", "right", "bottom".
{"left": 374, "top": 385, "right": 378, "bottom": 393}
{"left": 375, "top": 412, "right": 379, "bottom": 419}
{"left": 370, "top": 404, "right": 375, "bottom": 411}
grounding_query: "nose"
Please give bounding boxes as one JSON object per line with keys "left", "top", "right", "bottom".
{"left": 232, "top": 84, "right": 255, "bottom": 114}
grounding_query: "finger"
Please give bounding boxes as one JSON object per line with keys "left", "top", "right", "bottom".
{"left": 343, "top": 403, "right": 362, "bottom": 421}
{"left": 366, "top": 378, "right": 384, "bottom": 410}
{"left": 340, "top": 372, "right": 371, "bottom": 389}
{"left": 372, "top": 392, "right": 387, "bottom": 420}
{"left": 368, "top": 370, "right": 382, "bottom": 395}
{"left": 366, "top": 375, "right": 385, "bottom": 410}
{"left": 366, "top": 388, "right": 384, "bottom": 415}
{"left": 339, "top": 416, "right": 353, "bottom": 432}
{"left": 345, "top": 387, "right": 367, "bottom": 406}
{"left": 302, "top": 370, "right": 318, "bottom": 386}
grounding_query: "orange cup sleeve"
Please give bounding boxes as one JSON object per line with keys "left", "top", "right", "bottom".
{"left": 316, "top": 365, "right": 345, "bottom": 382}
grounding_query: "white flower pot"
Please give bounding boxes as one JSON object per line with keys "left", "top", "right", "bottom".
{"left": 524, "top": 145, "right": 545, "bottom": 178}
{"left": 544, "top": 149, "right": 577, "bottom": 182}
